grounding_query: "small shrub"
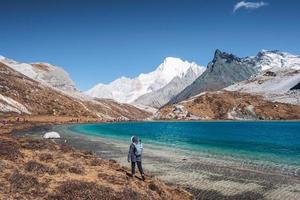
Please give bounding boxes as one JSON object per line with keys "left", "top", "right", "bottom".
{"left": 39, "top": 153, "right": 53, "bottom": 162}
{"left": 0, "top": 160, "right": 4, "bottom": 171}
{"left": 8, "top": 171, "right": 39, "bottom": 192}
{"left": 108, "top": 159, "right": 119, "bottom": 168}
{"left": 25, "top": 160, "right": 56, "bottom": 175}
{"left": 148, "top": 182, "right": 159, "bottom": 191}
{"left": 56, "top": 162, "right": 70, "bottom": 173}
{"left": 73, "top": 151, "right": 94, "bottom": 159}
{"left": 115, "top": 166, "right": 128, "bottom": 173}
{"left": 98, "top": 173, "right": 125, "bottom": 185}
{"left": 109, "top": 159, "right": 117, "bottom": 164}
{"left": 21, "top": 138, "right": 55, "bottom": 150}
{"left": 115, "top": 187, "right": 151, "bottom": 200}
{"left": 83, "top": 150, "right": 94, "bottom": 156}
{"left": 68, "top": 165, "right": 84, "bottom": 175}
{"left": 0, "top": 140, "right": 22, "bottom": 161}
{"left": 148, "top": 182, "right": 162, "bottom": 195}
{"left": 47, "top": 180, "right": 115, "bottom": 200}
{"left": 59, "top": 144, "right": 74, "bottom": 153}
{"left": 90, "top": 158, "right": 104, "bottom": 166}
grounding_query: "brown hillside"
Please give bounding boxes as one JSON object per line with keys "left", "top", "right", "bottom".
{"left": 0, "top": 62, "right": 150, "bottom": 120}
{"left": 158, "top": 91, "right": 300, "bottom": 120}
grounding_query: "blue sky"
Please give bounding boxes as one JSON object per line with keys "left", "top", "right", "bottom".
{"left": 0, "top": 0, "right": 299, "bottom": 91}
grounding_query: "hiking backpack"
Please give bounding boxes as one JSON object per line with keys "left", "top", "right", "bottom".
{"left": 134, "top": 143, "right": 143, "bottom": 156}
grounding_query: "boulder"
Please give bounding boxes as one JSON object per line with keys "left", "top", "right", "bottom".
{"left": 263, "top": 71, "right": 276, "bottom": 77}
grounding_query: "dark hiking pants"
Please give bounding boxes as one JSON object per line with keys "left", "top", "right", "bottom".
{"left": 131, "top": 161, "right": 144, "bottom": 176}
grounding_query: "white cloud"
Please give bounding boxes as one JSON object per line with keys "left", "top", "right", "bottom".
{"left": 233, "top": 1, "right": 268, "bottom": 13}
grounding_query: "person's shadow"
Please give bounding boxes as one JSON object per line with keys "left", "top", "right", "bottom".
{"left": 126, "top": 172, "right": 143, "bottom": 180}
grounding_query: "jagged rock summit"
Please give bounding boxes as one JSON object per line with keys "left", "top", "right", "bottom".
{"left": 156, "top": 50, "right": 300, "bottom": 121}
{"left": 168, "top": 49, "right": 260, "bottom": 104}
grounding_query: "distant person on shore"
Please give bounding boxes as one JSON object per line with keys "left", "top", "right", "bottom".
{"left": 128, "top": 136, "right": 145, "bottom": 181}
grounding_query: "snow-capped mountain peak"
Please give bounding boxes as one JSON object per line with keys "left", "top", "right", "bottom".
{"left": 256, "top": 50, "right": 300, "bottom": 71}
{"left": 225, "top": 50, "right": 300, "bottom": 105}
{"left": 85, "top": 57, "right": 204, "bottom": 103}
{"left": 156, "top": 57, "right": 200, "bottom": 80}
{"left": 159, "top": 57, "right": 185, "bottom": 70}
{"left": 133, "top": 60, "right": 206, "bottom": 108}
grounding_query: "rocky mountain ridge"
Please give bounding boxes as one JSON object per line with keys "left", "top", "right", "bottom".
{"left": 0, "top": 56, "right": 78, "bottom": 92}
{"left": 169, "top": 50, "right": 300, "bottom": 105}
{"left": 156, "top": 50, "right": 300, "bottom": 120}
{"left": 0, "top": 60, "right": 150, "bottom": 120}
{"left": 168, "top": 50, "right": 260, "bottom": 104}
{"left": 1, "top": 49, "right": 300, "bottom": 121}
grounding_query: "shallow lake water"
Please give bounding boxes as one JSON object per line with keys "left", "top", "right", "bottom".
{"left": 19, "top": 121, "right": 300, "bottom": 199}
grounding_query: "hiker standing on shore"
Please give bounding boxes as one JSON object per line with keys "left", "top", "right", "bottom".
{"left": 128, "top": 136, "right": 145, "bottom": 181}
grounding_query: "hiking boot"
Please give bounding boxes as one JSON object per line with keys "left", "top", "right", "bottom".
{"left": 142, "top": 175, "right": 145, "bottom": 181}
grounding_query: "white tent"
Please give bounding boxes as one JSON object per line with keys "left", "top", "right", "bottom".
{"left": 43, "top": 131, "right": 61, "bottom": 139}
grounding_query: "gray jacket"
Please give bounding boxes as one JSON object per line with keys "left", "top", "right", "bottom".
{"left": 128, "top": 136, "right": 142, "bottom": 162}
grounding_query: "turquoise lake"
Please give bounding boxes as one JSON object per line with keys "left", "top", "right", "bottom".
{"left": 68, "top": 121, "right": 300, "bottom": 167}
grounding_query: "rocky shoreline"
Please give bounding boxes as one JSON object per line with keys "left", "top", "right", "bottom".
{"left": 13, "top": 122, "right": 300, "bottom": 200}
{"left": 2, "top": 119, "right": 300, "bottom": 200}
{"left": 48, "top": 124, "right": 300, "bottom": 200}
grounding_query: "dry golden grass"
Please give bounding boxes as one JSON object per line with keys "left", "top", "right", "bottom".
{"left": 0, "top": 133, "right": 193, "bottom": 200}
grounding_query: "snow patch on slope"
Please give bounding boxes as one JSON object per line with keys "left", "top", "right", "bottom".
{"left": 31, "top": 62, "right": 78, "bottom": 92}
{"left": 0, "top": 94, "right": 31, "bottom": 114}
{"left": 226, "top": 69, "right": 300, "bottom": 94}
{"left": 0, "top": 56, "right": 38, "bottom": 78}
{"left": 0, "top": 56, "right": 77, "bottom": 92}
{"left": 257, "top": 50, "right": 300, "bottom": 71}
{"left": 225, "top": 51, "right": 300, "bottom": 104}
